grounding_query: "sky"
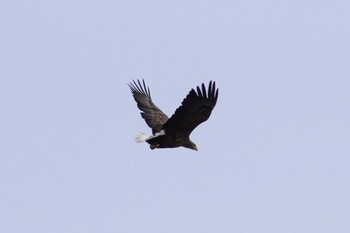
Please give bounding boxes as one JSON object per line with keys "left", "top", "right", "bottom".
{"left": 1, "top": 0, "right": 349, "bottom": 232}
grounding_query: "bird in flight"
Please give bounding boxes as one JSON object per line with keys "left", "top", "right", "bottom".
{"left": 128, "top": 79, "right": 218, "bottom": 151}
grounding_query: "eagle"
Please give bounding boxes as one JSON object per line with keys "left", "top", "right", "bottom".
{"left": 128, "top": 79, "right": 218, "bottom": 151}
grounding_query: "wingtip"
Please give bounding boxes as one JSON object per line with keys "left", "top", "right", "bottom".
{"left": 128, "top": 79, "right": 152, "bottom": 98}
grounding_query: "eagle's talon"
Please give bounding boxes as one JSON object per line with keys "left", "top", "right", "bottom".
{"left": 150, "top": 144, "right": 159, "bottom": 150}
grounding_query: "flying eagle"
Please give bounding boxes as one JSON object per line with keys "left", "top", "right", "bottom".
{"left": 128, "top": 79, "right": 218, "bottom": 151}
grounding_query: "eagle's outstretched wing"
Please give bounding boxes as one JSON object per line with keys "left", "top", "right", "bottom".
{"left": 128, "top": 79, "right": 169, "bottom": 133}
{"left": 163, "top": 81, "right": 218, "bottom": 135}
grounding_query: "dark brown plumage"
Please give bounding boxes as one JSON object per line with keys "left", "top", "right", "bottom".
{"left": 128, "top": 79, "right": 218, "bottom": 151}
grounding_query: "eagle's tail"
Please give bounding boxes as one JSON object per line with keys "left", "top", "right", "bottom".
{"left": 135, "top": 130, "right": 166, "bottom": 143}
{"left": 135, "top": 132, "right": 150, "bottom": 143}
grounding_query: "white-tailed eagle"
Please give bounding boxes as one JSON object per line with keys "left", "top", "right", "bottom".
{"left": 128, "top": 80, "right": 218, "bottom": 151}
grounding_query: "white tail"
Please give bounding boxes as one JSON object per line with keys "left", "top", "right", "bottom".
{"left": 135, "top": 132, "right": 150, "bottom": 143}
{"left": 134, "top": 130, "right": 166, "bottom": 143}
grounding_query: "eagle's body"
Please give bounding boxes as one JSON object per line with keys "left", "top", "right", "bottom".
{"left": 128, "top": 80, "right": 218, "bottom": 151}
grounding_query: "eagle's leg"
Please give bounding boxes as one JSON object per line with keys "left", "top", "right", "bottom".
{"left": 150, "top": 144, "right": 159, "bottom": 150}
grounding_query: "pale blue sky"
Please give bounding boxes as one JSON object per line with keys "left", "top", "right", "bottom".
{"left": 1, "top": 1, "right": 349, "bottom": 232}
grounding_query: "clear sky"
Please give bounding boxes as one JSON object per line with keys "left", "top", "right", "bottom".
{"left": 1, "top": 1, "right": 349, "bottom": 232}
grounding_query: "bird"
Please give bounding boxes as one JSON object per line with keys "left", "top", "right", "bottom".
{"left": 128, "top": 79, "right": 218, "bottom": 151}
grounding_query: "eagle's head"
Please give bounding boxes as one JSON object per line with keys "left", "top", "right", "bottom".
{"left": 183, "top": 140, "right": 198, "bottom": 151}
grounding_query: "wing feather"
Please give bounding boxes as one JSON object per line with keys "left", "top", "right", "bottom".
{"left": 163, "top": 81, "right": 218, "bottom": 135}
{"left": 128, "top": 79, "right": 168, "bottom": 133}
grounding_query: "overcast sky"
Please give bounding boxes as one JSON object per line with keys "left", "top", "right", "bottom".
{"left": 1, "top": 1, "right": 349, "bottom": 232}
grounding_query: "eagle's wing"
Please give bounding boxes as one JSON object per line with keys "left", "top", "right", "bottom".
{"left": 128, "top": 79, "right": 169, "bottom": 133}
{"left": 163, "top": 81, "right": 218, "bottom": 135}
